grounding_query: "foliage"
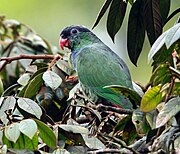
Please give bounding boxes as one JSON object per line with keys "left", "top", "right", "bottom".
{"left": 0, "top": 2, "right": 180, "bottom": 153}
{"left": 93, "top": 0, "right": 180, "bottom": 66}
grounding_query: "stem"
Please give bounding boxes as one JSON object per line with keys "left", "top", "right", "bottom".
{"left": 0, "top": 54, "right": 62, "bottom": 72}
{"left": 165, "top": 76, "right": 176, "bottom": 102}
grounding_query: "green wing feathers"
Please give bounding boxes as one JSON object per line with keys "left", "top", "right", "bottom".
{"left": 76, "top": 45, "right": 133, "bottom": 109}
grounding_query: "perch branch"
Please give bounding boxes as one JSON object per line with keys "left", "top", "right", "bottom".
{"left": 0, "top": 54, "right": 62, "bottom": 72}
{"left": 91, "top": 104, "right": 133, "bottom": 115}
{"left": 87, "top": 149, "right": 122, "bottom": 154}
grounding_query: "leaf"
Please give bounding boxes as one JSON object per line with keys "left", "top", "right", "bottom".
{"left": 56, "top": 60, "right": 71, "bottom": 75}
{"left": 24, "top": 72, "right": 43, "bottom": 98}
{"left": 151, "top": 43, "right": 175, "bottom": 70}
{"left": 122, "top": 120, "right": 137, "bottom": 144}
{"left": 43, "top": 71, "right": 62, "bottom": 90}
{"left": 148, "top": 30, "right": 169, "bottom": 63}
{"left": 30, "top": 67, "right": 48, "bottom": 79}
{"left": 17, "top": 98, "right": 42, "bottom": 119}
{"left": 150, "top": 63, "right": 171, "bottom": 86}
{"left": 34, "top": 119, "right": 56, "bottom": 149}
{"left": 58, "top": 126, "right": 86, "bottom": 146}
{"left": 59, "top": 125, "right": 89, "bottom": 134}
{"left": 127, "top": 0, "right": 145, "bottom": 65}
{"left": 128, "top": 0, "right": 134, "bottom": 5}
{"left": 146, "top": 110, "right": 158, "bottom": 129}
{"left": 14, "top": 133, "right": 38, "bottom": 150}
{"left": 19, "top": 119, "right": 37, "bottom": 139}
{"left": 17, "top": 73, "right": 31, "bottom": 86}
{"left": 156, "top": 97, "right": 180, "bottom": 128}
{"left": 159, "top": 0, "right": 170, "bottom": 24}
{"left": 0, "top": 96, "right": 16, "bottom": 116}
{"left": 5, "top": 123, "right": 20, "bottom": 143}
{"left": 82, "top": 135, "right": 105, "bottom": 149}
{"left": 140, "top": 86, "right": 165, "bottom": 112}
{"left": 132, "top": 109, "right": 150, "bottom": 136}
{"left": 18, "top": 67, "right": 47, "bottom": 97}
{"left": 92, "top": 0, "right": 113, "bottom": 29}
{"left": 52, "top": 149, "right": 70, "bottom": 154}
{"left": 165, "top": 23, "right": 180, "bottom": 49}
{"left": 67, "top": 83, "right": 81, "bottom": 100}
{"left": 144, "top": 0, "right": 162, "bottom": 46}
{"left": 107, "top": 0, "right": 127, "bottom": 41}
{"left": 3, "top": 132, "right": 38, "bottom": 150}
{"left": 0, "top": 77, "right": 4, "bottom": 95}
{"left": 114, "top": 115, "right": 131, "bottom": 132}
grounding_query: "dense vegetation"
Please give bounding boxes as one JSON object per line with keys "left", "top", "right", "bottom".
{"left": 0, "top": 0, "right": 179, "bottom": 153}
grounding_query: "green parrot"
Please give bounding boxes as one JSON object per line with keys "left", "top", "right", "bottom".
{"left": 59, "top": 25, "right": 134, "bottom": 109}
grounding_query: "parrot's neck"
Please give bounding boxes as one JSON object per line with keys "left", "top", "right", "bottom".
{"left": 70, "top": 32, "right": 100, "bottom": 51}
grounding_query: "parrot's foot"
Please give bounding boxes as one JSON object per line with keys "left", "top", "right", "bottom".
{"left": 66, "top": 76, "right": 78, "bottom": 85}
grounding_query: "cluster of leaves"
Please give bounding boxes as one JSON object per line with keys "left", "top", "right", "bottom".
{"left": 93, "top": 0, "right": 180, "bottom": 65}
{"left": 0, "top": 8, "right": 180, "bottom": 154}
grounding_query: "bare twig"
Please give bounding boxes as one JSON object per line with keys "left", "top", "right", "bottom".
{"left": 0, "top": 54, "right": 62, "bottom": 72}
{"left": 91, "top": 104, "right": 133, "bottom": 115}
{"left": 87, "top": 148, "right": 122, "bottom": 154}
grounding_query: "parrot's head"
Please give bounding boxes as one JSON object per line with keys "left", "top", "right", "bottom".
{"left": 59, "top": 25, "right": 92, "bottom": 51}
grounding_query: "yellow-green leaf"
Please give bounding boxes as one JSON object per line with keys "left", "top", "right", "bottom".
{"left": 140, "top": 86, "right": 165, "bottom": 112}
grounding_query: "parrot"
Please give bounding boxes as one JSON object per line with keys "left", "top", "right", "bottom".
{"left": 59, "top": 25, "right": 135, "bottom": 109}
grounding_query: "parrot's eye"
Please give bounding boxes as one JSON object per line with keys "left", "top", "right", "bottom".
{"left": 71, "top": 28, "right": 79, "bottom": 35}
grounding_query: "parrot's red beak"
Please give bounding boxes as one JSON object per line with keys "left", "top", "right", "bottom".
{"left": 59, "top": 38, "right": 70, "bottom": 50}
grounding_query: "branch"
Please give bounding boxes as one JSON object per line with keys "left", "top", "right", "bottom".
{"left": 87, "top": 149, "right": 122, "bottom": 154}
{"left": 0, "top": 54, "right": 62, "bottom": 72}
{"left": 93, "top": 104, "right": 133, "bottom": 115}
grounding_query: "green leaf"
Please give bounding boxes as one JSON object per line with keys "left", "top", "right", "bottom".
{"left": 22, "top": 133, "right": 38, "bottom": 150}
{"left": 59, "top": 125, "right": 89, "bottom": 134}
{"left": 34, "top": 119, "right": 56, "bottom": 149}
{"left": 159, "top": 0, "right": 170, "bottom": 25}
{"left": 140, "top": 86, "right": 165, "bottom": 112}
{"left": 17, "top": 98, "right": 42, "bottom": 119}
{"left": 128, "top": 0, "right": 134, "bottom": 5}
{"left": 127, "top": 0, "right": 145, "bottom": 65}
{"left": 18, "top": 67, "right": 47, "bottom": 97}
{"left": 104, "top": 85, "right": 141, "bottom": 105}
{"left": 114, "top": 115, "right": 131, "bottom": 132}
{"left": 151, "top": 43, "right": 175, "bottom": 69}
{"left": 3, "top": 132, "right": 38, "bottom": 150}
{"left": 122, "top": 120, "right": 137, "bottom": 144}
{"left": 0, "top": 77, "right": 4, "bottom": 95}
{"left": 107, "top": 0, "right": 127, "bottom": 41}
{"left": 156, "top": 97, "right": 180, "bottom": 128}
{"left": 165, "top": 23, "right": 180, "bottom": 49}
{"left": 5, "top": 123, "right": 20, "bottom": 143}
{"left": 132, "top": 109, "right": 150, "bottom": 136}
{"left": 144, "top": 0, "right": 162, "bottom": 45}
{"left": 19, "top": 119, "right": 37, "bottom": 139}
{"left": 148, "top": 30, "right": 169, "bottom": 63}
{"left": 30, "top": 67, "right": 48, "bottom": 79}
{"left": 92, "top": 0, "right": 112, "bottom": 29}
{"left": 2, "top": 131, "right": 13, "bottom": 148}
{"left": 24, "top": 72, "right": 43, "bottom": 98}
{"left": 43, "top": 71, "right": 62, "bottom": 90}
{"left": 150, "top": 63, "right": 171, "bottom": 86}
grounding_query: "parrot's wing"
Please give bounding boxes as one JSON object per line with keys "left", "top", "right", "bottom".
{"left": 77, "top": 45, "right": 132, "bottom": 88}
